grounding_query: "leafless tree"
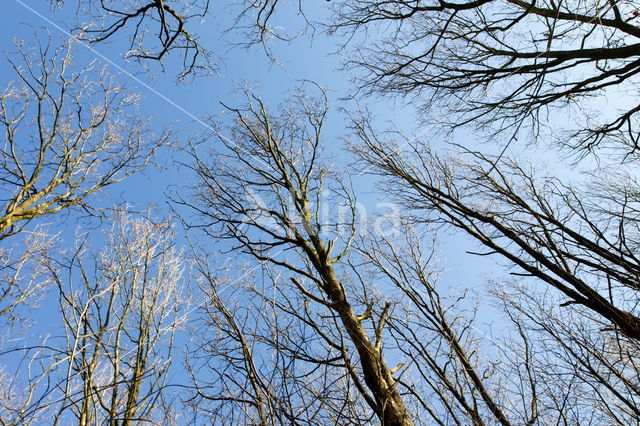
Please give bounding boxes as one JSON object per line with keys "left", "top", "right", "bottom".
{"left": 0, "top": 33, "right": 167, "bottom": 335}
{"left": 355, "top": 228, "right": 519, "bottom": 425}
{"left": 179, "top": 88, "right": 415, "bottom": 425}
{"left": 494, "top": 280, "right": 640, "bottom": 424}
{"left": 349, "top": 116, "right": 640, "bottom": 422}
{"left": 184, "top": 258, "right": 375, "bottom": 424}
{"left": 58, "top": 0, "right": 305, "bottom": 78}
{"left": 322, "top": 1, "right": 640, "bottom": 423}
{"left": 329, "top": 0, "right": 640, "bottom": 156}
{"left": 184, "top": 183, "right": 556, "bottom": 425}
{"left": 19, "top": 2, "right": 640, "bottom": 424}
{"left": 353, "top": 120, "right": 640, "bottom": 339}
{"left": 0, "top": 228, "right": 56, "bottom": 324}
{"left": 176, "top": 88, "right": 596, "bottom": 425}
{"left": 0, "top": 35, "right": 167, "bottom": 241}
{"left": 0, "top": 214, "right": 187, "bottom": 425}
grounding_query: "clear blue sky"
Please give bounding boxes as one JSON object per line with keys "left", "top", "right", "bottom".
{"left": 0, "top": 0, "right": 510, "bottom": 391}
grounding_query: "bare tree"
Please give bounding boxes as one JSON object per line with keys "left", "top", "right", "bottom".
{"left": 0, "top": 35, "right": 167, "bottom": 240}
{"left": 0, "top": 33, "right": 167, "bottom": 335}
{"left": 180, "top": 89, "right": 414, "bottom": 425}
{"left": 329, "top": 0, "right": 640, "bottom": 155}
{"left": 355, "top": 229, "right": 517, "bottom": 425}
{"left": 324, "top": 1, "right": 640, "bottom": 423}
{"left": 185, "top": 258, "right": 375, "bottom": 424}
{"left": 185, "top": 186, "right": 549, "bottom": 424}
{"left": 348, "top": 116, "right": 640, "bottom": 422}
{"left": 494, "top": 280, "right": 640, "bottom": 424}
{"left": 0, "top": 214, "right": 187, "bottom": 425}
{"left": 0, "top": 228, "right": 56, "bottom": 324}
{"left": 21, "top": 2, "right": 640, "bottom": 424}
{"left": 60, "top": 0, "right": 640, "bottom": 152}
{"left": 178, "top": 89, "right": 569, "bottom": 425}
{"left": 353, "top": 121, "right": 640, "bottom": 340}
{"left": 57, "top": 0, "right": 305, "bottom": 78}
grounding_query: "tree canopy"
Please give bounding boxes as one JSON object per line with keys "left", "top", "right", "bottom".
{"left": 2, "top": 1, "right": 640, "bottom": 424}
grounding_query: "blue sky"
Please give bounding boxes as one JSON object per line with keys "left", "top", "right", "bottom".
{"left": 0, "top": 0, "right": 513, "bottom": 397}
{"left": 2, "top": 3, "right": 638, "bottom": 424}
{"left": 0, "top": 0, "right": 513, "bottom": 325}
{"left": 1, "top": 1, "right": 413, "bottom": 211}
